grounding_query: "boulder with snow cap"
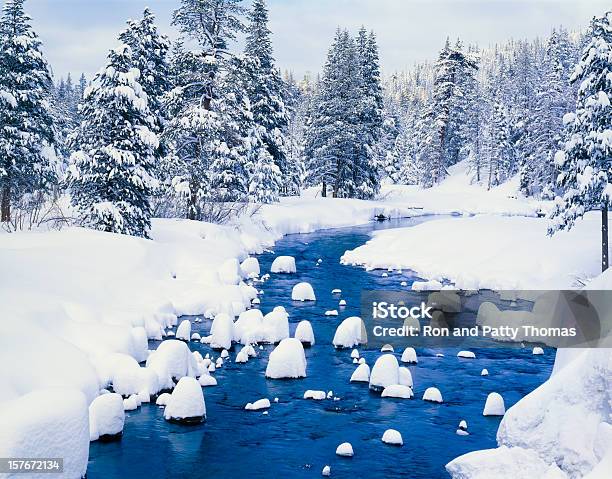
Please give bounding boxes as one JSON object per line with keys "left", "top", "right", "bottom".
{"left": 265, "top": 338, "right": 307, "bottom": 379}
{"left": 164, "top": 377, "right": 206, "bottom": 424}
{"left": 292, "top": 282, "right": 316, "bottom": 301}
{"left": 369, "top": 354, "right": 400, "bottom": 392}
{"left": 294, "top": 320, "right": 315, "bottom": 347}
{"left": 271, "top": 256, "right": 296, "bottom": 273}
{"left": 89, "top": 393, "right": 125, "bottom": 442}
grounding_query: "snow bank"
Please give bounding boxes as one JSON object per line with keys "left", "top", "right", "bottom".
{"left": 265, "top": 338, "right": 307, "bottom": 379}
{"left": 332, "top": 316, "right": 366, "bottom": 348}
{"left": 176, "top": 319, "right": 191, "bottom": 341}
{"left": 240, "top": 257, "right": 260, "bottom": 278}
{"left": 209, "top": 313, "right": 235, "bottom": 350}
{"left": 89, "top": 393, "right": 124, "bottom": 441}
{"left": 483, "top": 392, "right": 506, "bottom": 416}
{"left": 342, "top": 213, "right": 605, "bottom": 290}
{"left": 294, "top": 320, "right": 315, "bottom": 346}
{"left": 291, "top": 282, "right": 316, "bottom": 301}
{"left": 0, "top": 389, "right": 89, "bottom": 479}
{"left": 382, "top": 429, "right": 403, "bottom": 446}
{"left": 422, "top": 387, "right": 443, "bottom": 403}
{"left": 381, "top": 384, "right": 414, "bottom": 399}
{"left": 245, "top": 398, "right": 271, "bottom": 411}
{"left": 271, "top": 256, "right": 296, "bottom": 273}
{"left": 350, "top": 363, "right": 370, "bottom": 382}
{"left": 369, "top": 354, "right": 399, "bottom": 391}
{"left": 146, "top": 340, "right": 198, "bottom": 390}
{"left": 164, "top": 377, "right": 206, "bottom": 423}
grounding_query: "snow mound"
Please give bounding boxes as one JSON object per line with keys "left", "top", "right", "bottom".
{"left": 369, "top": 354, "right": 399, "bottom": 391}
{"left": 322, "top": 465, "right": 331, "bottom": 476}
{"left": 350, "top": 363, "right": 370, "bottom": 382}
{"left": 350, "top": 349, "right": 360, "bottom": 359}
{"left": 292, "top": 282, "right": 316, "bottom": 301}
{"left": 164, "top": 377, "right": 206, "bottom": 423}
{"left": 245, "top": 398, "right": 271, "bottom": 411}
{"left": 423, "top": 387, "right": 443, "bottom": 403}
{"left": 332, "top": 316, "right": 366, "bottom": 348}
{"left": 156, "top": 393, "right": 171, "bottom": 406}
{"left": 398, "top": 367, "right": 413, "bottom": 388}
{"left": 294, "top": 320, "right": 315, "bottom": 346}
{"left": 89, "top": 393, "right": 125, "bottom": 441}
{"left": 123, "top": 395, "right": 139, "bottom": 411}
{"left": 381, "top": 344, "right": 394, "bottom": 352}
{"left": 400, "top": 347, "right": 418, "bottom": 364}
{"left": 218, "top": 258, "right": 241, "bottom": 285}
{"left": 0, "top": 389, "right": 89, "bottom": 479}
{"left": 381, "top": 384, "right": 414, "bottom": 399}
{"left": 481, "top": 368, "right": 489, "bottom": 376}
{"left": 457, "top": 350, "right": 476, "bottom": 359}
{"left": 412, "top": 280, "right": 443, "bottom": 291}
{"left": 325, "top": 310, "right": 338, "bottom": 316}
{"left": 146, "top": 340, "right": 198, "bottom": 390}
{"left": 533, "top": 347, "right": 544, "bottom": 355}
{"left": 382, "top": 429, "right": 404, "bottom": 446}
{"left": 176, "top": 319, "right": 191, "bottom": 341}
{"left": 265, "top": 338, "right": 307, "bottom": 379}
{"left": 271, "top": 256, "right": 296, "bottom": 273}
{"left": 331, "top": 289, "right": 342, "bottom": 294}
{"left": 262, "top": 307, "right": 290, "bottom": 343}
{"left": 191, "top": 332, "right": 201, "bottom": 341}
{"left": 304, "top": 390, "right": 326, "bottom": 400}
{"left": 198, "top": 374, "right": 217, "bottom": 387}
{"left": 241, "top": 257, "right": 260, "bottom": 278}
{"left": 339, "top": 299, "right": 347, "bottom": 306}
{"left": 209, "top": 313, "right": 235, "bottom": 350}
{"left": 483, "top": 392, "right": 506, "bottom": 416}
{"left": 336, "top": 442, "right": 354, "bottom": 457}
{"left": 234, "top": 309, "right": 264, "bottom": 344}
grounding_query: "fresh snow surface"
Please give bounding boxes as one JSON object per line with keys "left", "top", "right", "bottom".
{"left": 262, "top": 307, "right": 290, "bottom": 344}
{"left": 422, "top": 387, "right": 443, "bottom": 403}
{"left": 89, "top": 393, "right": 124, "bottom": 441}
{"left": 325, "top": 310, "right": 338, "bottom": 316}
{"left": 291, "top": 282, "right": 316, "bottom": 301}
{"left": 481, "top": 369, "right": 489, "bottom": 376}
{"left": 270, "top": 256, "right": 296, "bottom": 273}
{"left": 350, "top": 363, "right": 370, "bottom": 383}
{"left": 336, "top": 442, "right": 354, "bottom": 457}
{"left": 483, "top": 393, "right": 506, "bottom": 416}
{"left": 398, "top": 367, "right": 413, "bottom": 388}
{"left": 322, "top": 465, "right": 331, "bottom": 476}
{"left": 209, "top": 313, "right": 235, "bottom": 350}
{"left": 342, "top": 212, "right": 607, "bottom": 290}
{"left": 332, "top": 316, "right": 366, "bottom": 348}
{"left": 265, "top": 338, "right": 307, "bottom": 379}
{"left": 176, "top": 319, "right": 191, "bottom": 341}
{"left": 303, "top": 390, "right": 326, "bottom": 400}
{"left": 198, "top": 375, "right": 218, "bottom": 387}
{"left": 533, "top": 347, "right": 544, "bottom": 355}
{"left": 240, "top": 257, "right": 260, "bottom": 278}
{"left": 123, "top": 395, "right": 139, "bottom": 411}
{"left": 381, "top": 384, "right": 414, "bottom": 399}
{"left": 331, "top": 289, "right": 342, "bottom": 294}
{"left": 164, "top": 377, "right": 206, "bottom": 422}
{"left": 339, "top": 299, "right": 347, "bottom": 306}
{"left": 382, "top": 429, "right": 404, "bottom": 446}
{"left": 369, "top": 354, "right": 400, "bottom": 391}
{"left": 412, "top": 279, "right": 443, "bottom": 291}
{"left": 155, "top": 393, "right": 171, "bottom": 406}
{"left": 457, "top": 351, "right": 476, "bottom": 359}
{"left": 245, "top": 398, "right": 271, "bottom": 411}
{"left": 400, "top": 347, "right": 418, "bottom": 364}
{"left": 294, "top": 320, "right": 315, "bottom": 346}
{"left": 146, "top": 339, "right": 198, "bottom": 390}
{"left": 381, "top": 344, "right": 394, "bottom": 352}
{"left": 234, "top": 309, "right": 265, "bottom": 344}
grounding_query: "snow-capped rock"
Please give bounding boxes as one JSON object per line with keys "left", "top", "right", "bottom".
{"left": 240, "top": 257, "right": 260, "bottom": 278}
{"left": 457, "top": 350, "right": 476, "bottom": 359}
{"left": 369, "top": 354, "right": 399, "bottom": 391}
{"left": 381, "top": 384, "right": 414, "bottom": 399}
{"left": 332, "top": 316, "right": 366, "bottom": 348}
{"left": 303, "top": 390, "right": 326, "bottom": 400}
{"left": 164, "top": 377, "right": 206, "bottom": 424}
{"left": 456, "top": 419, "right": 469, "bottom": 436}
{"left": 209, "top": 313, "right": 234, "bottom": 350}
{"left": 89, "top": 393, "right": 124, "bottom": 442}
{"left": 146, "top": 340, "right": 198, "bottom": 390}
{"left": 382, "top": 429, "right": 403, "bottom": 446}
{"left": 252, "top": 297, "right": 261, "bottom": 305}
{"left": 265, "top": 338, "right": 307, "bottom": 379}
{"left": 532, "top": 347, "right": 544, "bottom": 355}
{"left": 245, "top": 398, "right": 271, "bottom": 411}
{"left": 336, "top": 442, "right": 354, "bottom": 457}
{"left": 217, "top": 258, "right": 241, "bottom": 285}
{"left": 331, "top": 289, "right": 342, "bottom": 294}
{"left": 175, "top": 319, "right": 191, "bottom": 341}
{"left": 322, "top": 465, "right": 331, "bottom": 476}
{"left": 234, "top": 309, "right": 265, "bottom": 344}
{"left": 481, "top": 368, "right": 489, "bottom": 376}
{"left": 350, "top": 363, "right": 370, "bottom": 383}
{"left": 123, "top": 395, "right": 138, "bottom": 411}
{"left": 400, "top": 347, "right": 418, "bottom": 364}
{"left": 156, "top": 392, "right": 171, "bottom": 406}
{"left": 358, "top": 357, "right": 366, "bottom": 364}
{"left": 382, "top": 272, "right": 389, "bottom": 277}
{"left": 294, "top": 320, "right": 315, "bottom": 346}
{"left": 339, "top": 299, "right": 347, "bottom": 306}
{"left": 220, "top": 349, "right": 229, "bottom": 358}
{"left": 381, "top": 344, "right": 394, "bottom": 352}
{"left": 292, "top": 282, "right": 316, "bottom": 301}
{"left": 271, "top": 256, "right": 296, "bottom": 273}
{"left": 262, "top": 307, "right": 290, "bottom": 344}
{"left": 350, "top": 349, "right": 360, "bottom": 359}
{"left": 191, "top": 332, "right": 201, "bottom": 341}
{"left": 412, "top": 279, "right": 443, "bottom": 291}
{"left": 325, "top": 309, "right": 339, "bottom": 316}
{"left": 398, "top": 367, "right": 413, "bottom": 388}
{"left": 422, "top": 387, "right": 443, "bottom": 403}
{"left": 483, "top": 392, "right": 505, "bottom": 416}
{"left": 198, "top": 374, "right": 217, "bottom": 387}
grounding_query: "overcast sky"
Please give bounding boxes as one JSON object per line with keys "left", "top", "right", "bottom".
{"left": 22, "top": 0, "right": 611, "bottom": 81}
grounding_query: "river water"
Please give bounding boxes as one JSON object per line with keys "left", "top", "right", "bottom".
{"left": 88, "top": 217, "right": 554, "bottom": 478}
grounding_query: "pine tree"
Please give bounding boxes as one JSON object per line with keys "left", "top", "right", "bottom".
{"left": 70, "top": 44, "right": 159, "bottom": 237}
{"left": 549, "top": 11, "right": 612, "bottom": 271}
{"left": 244, "top": 0, "right": 289, "bottom": 196}
{"left": 0, "top": 0, "right": 55, "bottom": 223}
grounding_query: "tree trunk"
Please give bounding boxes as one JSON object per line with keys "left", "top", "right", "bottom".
{"left": 321, "top": 181, "right": 327, "bottom": 198}
{"left": 1, "top": 183, "right": 10, "bottom": 223}
{"left": 602, "top": 205, "right": 609, "bottom": 272}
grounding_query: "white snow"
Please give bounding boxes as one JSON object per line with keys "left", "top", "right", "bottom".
{"left": 350, "top": 363, "right": 370, "bottom": 383}
{"left": 234, "top": 308, "right": 265, "bottom": 344}
{"left": 339, "top": 299, "right": 347, "bottom": 306}
{"left": 123, "top": 395, "right": 139, "bottom": 411}
{"left": 400, "top": 347, "right": 418, "bottom": 364}
{"left": 164, "top": 377, "right": 206, "bottom": 422}
{"left": 398, "top": 367, "right": 413, "bottom": 388}
{"left": 146, "top": 339, "right": 198, "bottom": 390}
{"left": 481, "top": 369, "right": 489, "bottom": 376}
{"left": 412, "top": 279, "right": 443, "bottom": 291}
{"left": 198, "top": 374, "right": 217, "bottom": 387}
{"left": 483, "top": 392, "right": 506, "bottom": 416}
{"left": 533, "top": 347, "right": 544, "bottom": 355}
{"left": 322, "top": 465, "right": 331, "bottom": 476}
{"left": 209, "top": 313, "right": 235, "bottom": 350}
{"left": 291, "top": 282, "right": 316, "bottom": 301}
{"left": 422, "top": 387, "right": 443, "bottom": 403}
{"left": 303, "top": 390, "right": 326, "bottom": 400}
{"left": 382, "top": 429, "right": 404, "bottom": 446}
{"left": 271, "top": 256, "right": 296, "bottom": 273}
{"left": 217, "top": 258, "right": 241, "bottom": 285}
{"left": 457, "top": 350, "right": 476, "bottom": 359}
{"left": 325, "top": 310, "right": 338, "bottom": 316}
{"left": 351, "top": 349, "right": 360, "bottom": 359}
{"left": 176, "top": 319, "right": 192, "bottom": 341}
{"left": 381, "top": 384, "right": 414, "bottom": 399}
{"left": 336, "top": 442, "right": 354, "bottom": 457}
{"left": 156, "top": 392, "right": 171, "bottom": 406}
{"left": 381, "top": 344, "right": 394, "bottom": 352}
{"left": 245, "top": 398, "right": 271, "bottom": 411}
{"left": 369, "top": 354, "right": 400, "bottom": 391}
{"left": 191, "top": 332, "right": 201, "bottom": 341}
{"left": 331, "top": 289, "right": 342, "bottom": 294}
{"left": 265, "top": 338, "right": 307, "bottom": 379}
{"left": 294, "top": 320, "right": 315, "bottom": 346}
{"left": 240, "top": 257, "right": 260, "bottom": 278}
{"left": 332, "top": 316, "right": 366, "bottom": 348}
{"left": 262, "top": 307, "right": 290, "bottom": 343}
{"left": 89, "top": 393, "right": 124, "bottom": 441}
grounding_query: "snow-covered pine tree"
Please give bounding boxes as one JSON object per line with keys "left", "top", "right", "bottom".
{"left": 70, "top": 43, "right": 159, "bottom": 237}
{"left": 0, "top": 0, "right": 55, "bottom": 223}
{"left": 244, "top": 0, "right": 290, "bottom": 196}
{"left": 549, "top": 11, "right": 612, "bottom": 271}
{"left": 489, "top": 98, "right": 513, "bottom": 188}
{"left": 248, "top": 145, "right": 281, "bottom": 203}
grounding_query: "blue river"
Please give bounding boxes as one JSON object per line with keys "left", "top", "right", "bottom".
{"left": 88, "top": 217, "right": 554, "bottom": 478}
